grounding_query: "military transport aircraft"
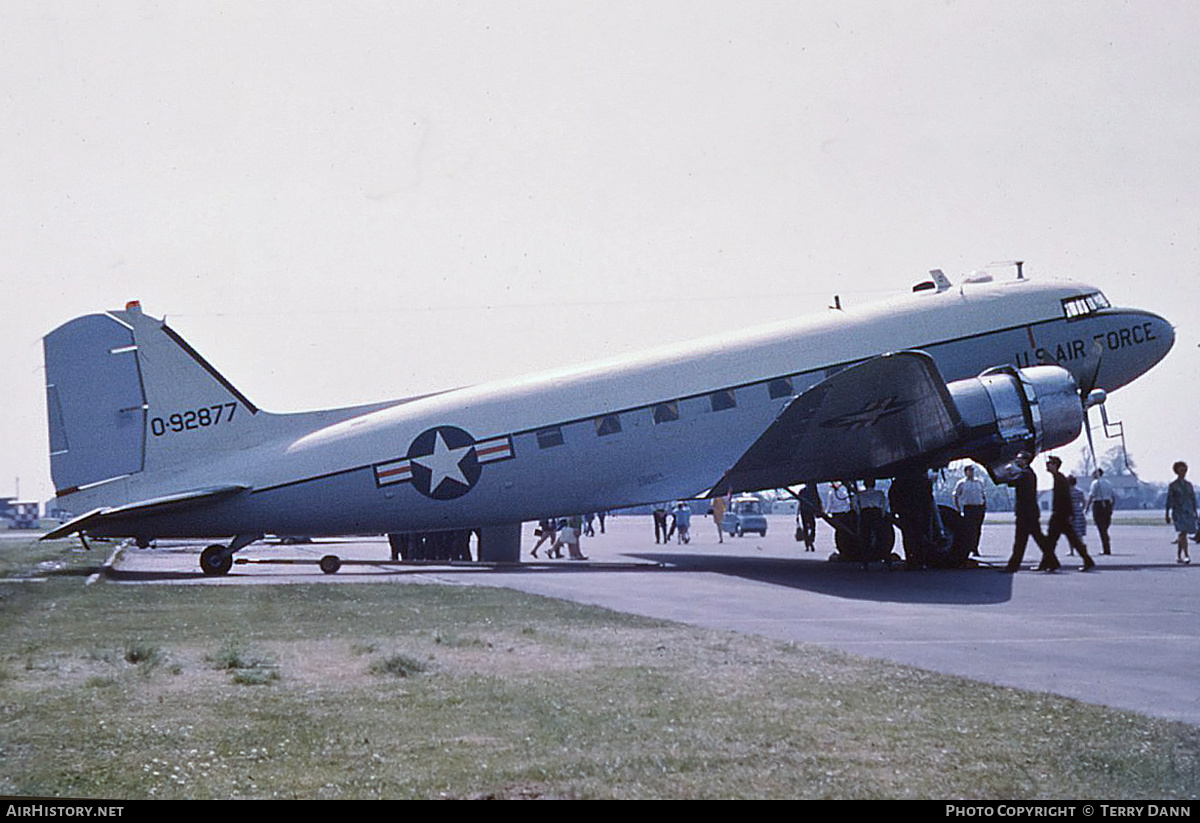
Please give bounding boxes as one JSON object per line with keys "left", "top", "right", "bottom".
{"left": 42, "top": 269, "right": 1173, "bottom": 574}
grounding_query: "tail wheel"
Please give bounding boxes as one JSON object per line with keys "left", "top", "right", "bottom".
{"left": 319, "top": 554, "right": 342, "bottom": 574}
{"left": 200, "top": 545, "right": 233, "bottom": 576}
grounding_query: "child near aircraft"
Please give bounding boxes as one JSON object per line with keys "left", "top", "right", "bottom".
{"left": 672, "top": 503, "right": 692, "bottom": 544}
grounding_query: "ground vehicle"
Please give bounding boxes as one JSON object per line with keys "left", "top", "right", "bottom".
{"left": 722, "top": 496, "right": 768, "bottom": 537}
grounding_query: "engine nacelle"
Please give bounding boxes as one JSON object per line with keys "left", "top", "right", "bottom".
{"left": 945, "top": 364, "right": 1082, "bottom": 482}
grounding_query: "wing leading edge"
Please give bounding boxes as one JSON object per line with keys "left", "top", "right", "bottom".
{"left": 713, "top": 349, "right": 1086, "bottom": 495}
{"left": 714, "top": 351, "right": 965, "bottom": 494}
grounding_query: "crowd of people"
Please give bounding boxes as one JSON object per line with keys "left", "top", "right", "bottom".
{"left": 653, "top": 456, "right": 1197, "bottom": 574}
{"left": 999, "top": 454, "right": 1198, "bottom": 573}
{"left": 382, "top": 459, "right": 1198, "bottom": 571}
{"left": 529, "top": 512, "right": 610, "bottom": 560}
{"left": 387, "top": 529, "right": 475, "bottom": 562}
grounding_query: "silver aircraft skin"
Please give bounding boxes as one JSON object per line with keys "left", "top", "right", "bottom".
{"left": 42, "top": 271, "right": 1173, "bottom": 573}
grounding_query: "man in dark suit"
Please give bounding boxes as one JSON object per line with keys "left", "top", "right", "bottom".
{"left": 1004, "top": 452, "right": 1054, "bottom": 572}
{"left": 1044, "top": 455, "right": 1095, "bottom": 571}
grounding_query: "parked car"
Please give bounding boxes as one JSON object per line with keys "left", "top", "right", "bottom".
{"left": 722, "top": 496, "right": 768, "bottom": 537}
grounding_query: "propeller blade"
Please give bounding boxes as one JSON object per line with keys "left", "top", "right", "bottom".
{"left": 1084, "top": 406, "right": 1098, "bottom": 471}
{"left": 1079, "top": 345, "right": 1104, "bottom": 397}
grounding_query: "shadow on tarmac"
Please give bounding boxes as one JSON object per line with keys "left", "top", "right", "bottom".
{"left": 104, "top": 558, "right": 664, "bottom": 583}
{"left": 105, "top": 547, "right": 1195, "bottom": 608}
{"left": 106, "top": 550, "right": 1020, "bottom": 605}
{"left": 629, "top": 552, "right": 1017, "bottom": 605}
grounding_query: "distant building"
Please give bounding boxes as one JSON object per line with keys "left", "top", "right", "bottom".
{"left": 0, "top": 498, "right": 41, "bottom": 529}
{"left": 1106, "top": 473, "right": 1152, "bottom": 509}
{"left": 1038, "top": 473, "right": 1158, "bottom": 512}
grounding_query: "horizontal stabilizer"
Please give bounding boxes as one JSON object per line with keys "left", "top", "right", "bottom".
{"left": 714, "top": 351, "right": 963, "bottom": 494}
{"left": 41, "top": 485, "right": 249, "bottom": 540}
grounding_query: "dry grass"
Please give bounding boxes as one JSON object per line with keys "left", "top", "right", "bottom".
{"left": 0, "top": 538, "right": 1196, "bottom": 799}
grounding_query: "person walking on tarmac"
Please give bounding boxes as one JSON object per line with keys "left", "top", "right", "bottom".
{"left": 797, "top": 483, "right": 822, "bottom": 551}
{"left": 652, "top": 503, "right": 669, "bottom": 544}
{"left": 1086, "top": 468, "right": 1116, "bottom": 555}
{"left": 711, "top": 494, "right": 727, "bottom": 544}
{"left": 1166, "top": 461, "right": 1196, "bottom": 564}
{"left": 1043, "top": 455, "right": 1095, "bottom": 571}
{"left": 1004, "top": 452, "right": 1053, "bottom": 572}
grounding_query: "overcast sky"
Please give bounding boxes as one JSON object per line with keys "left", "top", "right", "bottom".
{"left": 2, "top": 1, "right": 1197, "bottom": 504}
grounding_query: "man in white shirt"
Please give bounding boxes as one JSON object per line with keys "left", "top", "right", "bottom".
{"left": 824, "top": 482, "right": 852, "bottom": 553}
{"left": 954, "top": 464, "right": 987, "bottom": 556}
{"left": 853, "top": 479, "right": 889, "bottom": 564}
{"left": 1086, "top": 468, "right": 1116, "bottom": 555}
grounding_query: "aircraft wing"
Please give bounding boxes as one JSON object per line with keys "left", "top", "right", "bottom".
{"left": 41, "top": 485, "right": 249, "bottom": 540}
{"left": 713, "top": 351, "right": 965, "bottom": 494}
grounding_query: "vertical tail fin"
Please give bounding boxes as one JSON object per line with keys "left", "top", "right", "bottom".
{"left": 44, "top": 311, "right": 146, "bottom": 493}
{"left": 44, "top": 303, "right": 260, "bottom": 494}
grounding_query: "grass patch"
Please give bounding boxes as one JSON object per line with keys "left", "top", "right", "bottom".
{"left": 434, "top": 632, "right": 491, "bottom": 649}
{"left": 206, "top": 638, "right": 278, "bottom": 685}
{"left": 231, "top": 668, "right": 280, "bottom": 686}
{"left": 124, "top": 642, "right": 163, "bottom": 668}
{"left": 206, "top": 639, "right": 272, "bottom": 671}
{"left": 367, "top": 653, "right": 427, "bottom": 678}
{"left": 0, "top": 544, "right": 1196, "bottom": 799}
{"left": 0, "top": 532, "right": 104, "bottom": 578}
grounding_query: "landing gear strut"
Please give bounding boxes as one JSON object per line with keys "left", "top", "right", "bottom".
{"left": 198, "top": 533, "right": 263, "bottom": 576}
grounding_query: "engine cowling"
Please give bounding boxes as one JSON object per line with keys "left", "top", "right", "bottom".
{"left": 945, "top": 364, "right": 1082, "bottom": 482}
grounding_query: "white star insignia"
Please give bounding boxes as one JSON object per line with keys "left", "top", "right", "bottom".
{"left": 411, "top": 431, "right": 474, "bottom": 493}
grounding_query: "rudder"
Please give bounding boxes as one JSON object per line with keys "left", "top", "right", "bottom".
{"left": 44, "top": 313, "right": 146, "bottom": 493}
{"left": 44, "top": 303, "right": 262, "bottom": 493}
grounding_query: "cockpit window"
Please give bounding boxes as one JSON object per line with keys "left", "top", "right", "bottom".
{"left": 1061, "top": 292, "right": 1111, "bottom": 320}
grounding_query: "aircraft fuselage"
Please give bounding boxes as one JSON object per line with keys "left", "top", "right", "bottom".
{"left": 51, "top": 276, "right": 1173, "bottom": 540}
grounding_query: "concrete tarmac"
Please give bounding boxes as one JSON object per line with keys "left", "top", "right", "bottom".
{"left": 106, "top": 514, "right": 1200, "bottom": 726}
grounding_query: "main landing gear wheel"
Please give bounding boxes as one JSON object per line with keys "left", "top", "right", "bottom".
{"left": 200, "top": 545, "right": 233, "bottom": 576}
{"left": 319, "top": 555, "right": 342, "bottom": 574}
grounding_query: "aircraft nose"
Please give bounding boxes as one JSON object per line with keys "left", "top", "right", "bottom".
{"left": 1097, "top": 309, "right": 1174, "bottom": 390}
{"left": 1151, "top": 311, "right": 1175, "bottom": 356}
{"left": 1142, "top": 310, "right": 1176, "bottom": 366}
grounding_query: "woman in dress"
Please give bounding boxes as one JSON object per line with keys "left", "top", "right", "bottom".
{"left": 1165, "top": 461, "right": 1196, "bottom": 564}
{"left": 1068, "top": 475, "right": 1087, "bottom": 555}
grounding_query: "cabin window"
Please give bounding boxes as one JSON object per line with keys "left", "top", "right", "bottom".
{"left": 710, "top": 389, "right": 736, "bottom": 412}
{"left": 653, "top": 401, "right": 679, "bottom": 423}
{"left": 1062, "top": 292, "right": 1110, "bottom": 320}
{"left": 536, "top": 427, "right": 564, "bottom": 449}
{"left": 595, "top": 414, "right": 622, "bottom": 436}
{"left": 767, "top": 377, "right": 793, "bottom": 399}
